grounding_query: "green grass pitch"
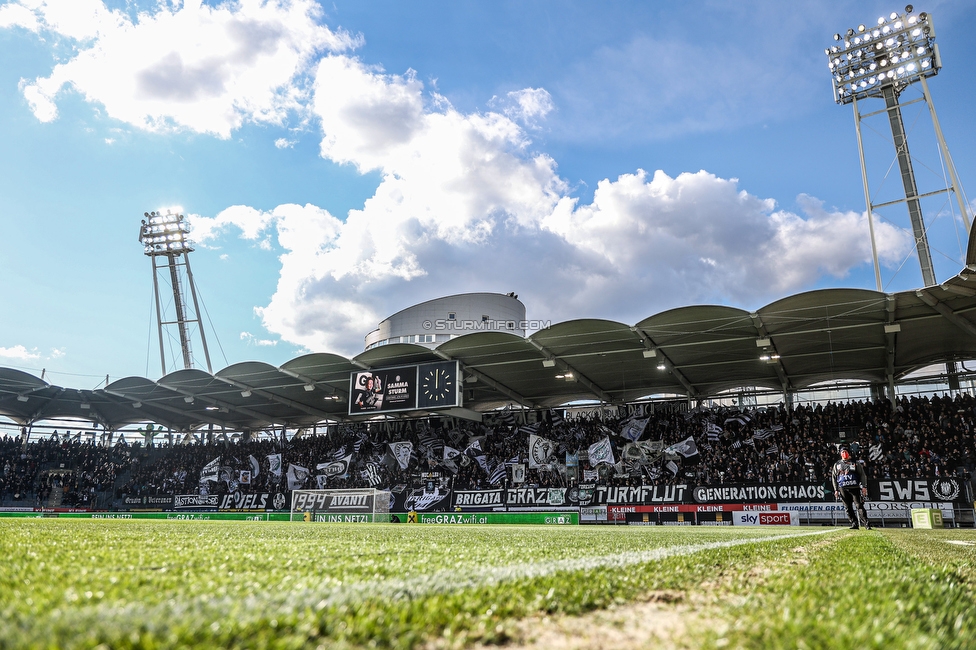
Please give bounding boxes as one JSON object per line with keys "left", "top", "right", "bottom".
{"left": 1, "top": 520, "right": 974, "bottom": 649}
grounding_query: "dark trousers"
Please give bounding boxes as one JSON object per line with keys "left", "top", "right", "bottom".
{"left": 839, "top": 488, "right": 868, "bottom": 527}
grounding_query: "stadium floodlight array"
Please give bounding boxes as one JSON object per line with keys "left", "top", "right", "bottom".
{"left": 140, "top": 210, "right": 194, "bottom": 256}
{"left": 290, "top": 488, "right": 392, "bottom": 523}
{"left": 824, "top": 4, "right": 972, "bottom": 297}
{"left": 826, "top": 5, "right": 939, "bottom": 105}
{"left": 139, "top": 208, "right": 212, "bottom": 374}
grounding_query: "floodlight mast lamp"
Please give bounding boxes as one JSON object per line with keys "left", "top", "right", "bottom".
{"left": 826, "top": 6, "right": 971, "bottom": 289}
{"left": 139, "top": 210, "right": 212, "bottom": 376}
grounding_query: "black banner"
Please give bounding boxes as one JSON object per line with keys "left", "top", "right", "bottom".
{"left": 452, "top": 489, "right": 504, "bottom": 510}
{"left": 174, "top": 494, "right": 219, "bottom": 509}
{"left": 596, "top": 484, "right": 690, "bottom": 505}
{"left": 692, "top": 484, "right": 827, "bottom": 504}
{"left": 121, "top": 495, "right": 173, "bottom": 509}
{"left": 392, "top": 473, "right": 453, "bottom": 512}
{"left": 292, "top": 491, "right": 376, "bottom": 513}
{"left": 869, "top": 478, "right": 967, "bottom": 503}
{"left": 217, "top": 492, "right": 288, "bottom": 511}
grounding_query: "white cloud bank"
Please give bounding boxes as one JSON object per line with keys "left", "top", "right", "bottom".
{"left": 5, "top": 1, "right": 913, "bottom": 357}
{"left": 0, "top": 345, "right": 42, "bottom": 361}
{"left": 10, "top": 0, "right": 359, "bottom": 136}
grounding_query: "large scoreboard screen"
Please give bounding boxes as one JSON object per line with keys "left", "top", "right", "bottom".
{"left": 348, "top": 361, "right": 460, "bottom": 415}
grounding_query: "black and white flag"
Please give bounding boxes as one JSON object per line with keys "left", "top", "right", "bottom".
{"left": 286, "top": 464, "right": 310, "bottom": 490}
{"left": 488, "top": 461, "right": 507, "bottom": 486}
{"left": 388, "top": 442, "right": 413, "bottom": 470}
{"left": 664, "top": 436, "right": 699, "bottom": 458}
{"left": 267, "top": 453, "right": 282, "bottom": 477}
{"left": 620, "top": 417, "right": 649, "bottom": 442}
{"left": 317, "top": 454, "right": 353, "bottom": 479}
{"left": 588, "top": 436, "right": 615, "bottom": 466}
{"left": 528, "top": 434, "right": 557, "bottom": 468}
{"left": 512, "top": 463, "right": 526, "bottom": 484}
{"left": 200, "top": 456, "right": 220, "bottom": 483}
{"left": 365, "top": 463, "right": 382, "bottom": 487}
{"left": 869, "top": 444, "right": 883, "bottom": 461}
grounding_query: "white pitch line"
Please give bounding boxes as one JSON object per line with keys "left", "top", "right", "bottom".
{"left": 41, "top": 528, "right": 838, "bottom": 639}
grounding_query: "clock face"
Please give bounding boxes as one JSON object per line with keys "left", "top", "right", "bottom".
{"left": 418, "top": 363, "right": 457, "bottom": 408}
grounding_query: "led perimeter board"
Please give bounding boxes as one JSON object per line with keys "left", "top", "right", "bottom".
{"left": 348, "top": 361, "right": 460, "bottom": 415}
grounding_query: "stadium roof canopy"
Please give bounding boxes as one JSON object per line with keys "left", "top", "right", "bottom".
{"left": 5, "top": 234, "right": 976, "bottom": 432}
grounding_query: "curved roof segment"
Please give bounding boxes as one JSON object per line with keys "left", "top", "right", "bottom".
{"left": 4, "top": 267, "right": 976, "bottom": 431}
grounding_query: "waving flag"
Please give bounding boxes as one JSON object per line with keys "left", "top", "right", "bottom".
{"left": 286, "top": 464, "right": 310, "bottom": 490}
{"left": 620, "top": 417, "right": 649, "bottom": 442}
{"left": 200, "top": 456, "right": 220, "bottom": 483}
{"left": 388, "top": 442, "right": 413, "bottom": 470}
{"left": 869, "top": 444, "right": 883, "bottom": 461}
{"left": 267, "top": 453, "right": 283, "bottom": 477}
{"left": 665, "top": 436, "right": 699, "bottom": 458}
{"left": 528, "top": 434, "right": 556, "bottom": 468}
{"left": 588, "top": 436, "right": 615, "bottom": 466}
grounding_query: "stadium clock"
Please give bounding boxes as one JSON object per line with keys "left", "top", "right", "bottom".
{"left": 417, "top": 362, "right": 458, "bottom": 409}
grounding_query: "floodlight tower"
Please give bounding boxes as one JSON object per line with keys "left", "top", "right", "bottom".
{"left": 139, "top": 210, "right": 212, "bottom": 375}
{"left": 826, "top": 5, "right": 971, "bottom": 290}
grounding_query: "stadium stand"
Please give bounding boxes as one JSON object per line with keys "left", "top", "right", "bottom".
{"left": 1, "top": 394, "right": 972, "bottom": 510}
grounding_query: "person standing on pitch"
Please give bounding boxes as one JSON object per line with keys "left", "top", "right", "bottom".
{"left": 831, "top": 445, "right": 871, "bottom": 530}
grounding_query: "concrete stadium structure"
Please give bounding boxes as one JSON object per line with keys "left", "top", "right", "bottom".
{"left": 364, "top": 292, "right": 526, "bottom": 351}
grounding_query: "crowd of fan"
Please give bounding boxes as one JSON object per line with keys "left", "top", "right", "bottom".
{"left": 0, "top": 434, "right": 125, "bottom": 506}
{"left": 1, "top": 393, "right": 974, "bottom": 506}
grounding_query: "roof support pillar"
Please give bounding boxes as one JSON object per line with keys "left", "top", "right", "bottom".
{"left": 749, "top": 313, "right": 793, "bottom": 394}
{"left": 885, "top": 295, "right": 898, "bottom": 410}
{"left": 916, "top": 289, "right": 976, "bottom": 339}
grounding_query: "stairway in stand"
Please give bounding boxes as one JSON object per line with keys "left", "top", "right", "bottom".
{"left": 46, "top": 485, "right": 63, "bottom": 508}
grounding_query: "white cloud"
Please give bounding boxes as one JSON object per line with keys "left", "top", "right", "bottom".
{"left": 0, "top": 3, "right": 39, "bottom": 31}
{"left": 240, "top": 332, "right": 277, "bottom": 347}
{"left": 7, "top": 2, "right": 913, "bottom": 357}
{"left": 12, "top": 0, "right": 361, "bottom": 136}
{"left": 188, "top": 205, "right": 277, "bottom": 244}
{"left": 274, "top": 137, "right": 296, "bottom": 148}
{"left": 186, "top": 54, "right": 910, "bottom": 356}
{"left": 542, "top": 171, "right": 910, "bottom": 308}
{"left": 0, "top": 345, "right": 41, "bottom": 361}
{"left": 489, "top": 88, "right": 554, "bottom": 128}
{"left": 12, "top": 0, "right": 124, "bottom": 41}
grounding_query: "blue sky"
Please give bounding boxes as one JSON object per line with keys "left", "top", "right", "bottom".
{"left": 1, "top": 0, "right": 974, "bottom": 389}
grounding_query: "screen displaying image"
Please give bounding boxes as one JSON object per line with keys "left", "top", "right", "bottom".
{"left": 348, "top": 366, "right": 418, "bottom": 414}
